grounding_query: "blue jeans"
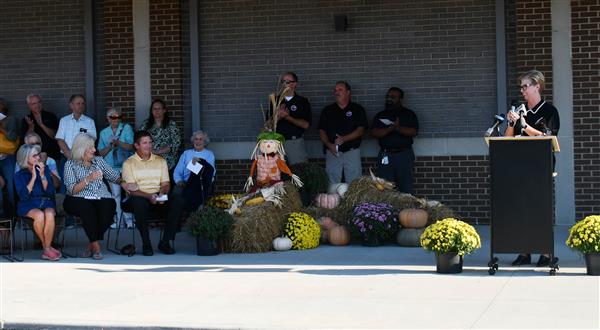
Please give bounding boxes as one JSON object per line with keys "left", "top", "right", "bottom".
{"left": 0, "top": 155, "right": 16, "bottom": 216}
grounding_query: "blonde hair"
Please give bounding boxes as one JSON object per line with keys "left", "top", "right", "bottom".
{"left": 16, "top": 144, "right": 41, "bottom": 169}
{"left": 519, "top": 70, "right": 545, "bottom": 91}
{"left": 71, "top": 133, "right": 96, "bottom": 162}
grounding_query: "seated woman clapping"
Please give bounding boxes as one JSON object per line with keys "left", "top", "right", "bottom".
{"left": 63, "top": 133, "right": 119, "bottom": 260}
{"left": 14, "top": 144, "right": 60, "bottom": 261}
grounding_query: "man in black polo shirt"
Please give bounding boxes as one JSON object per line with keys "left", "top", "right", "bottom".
{"left": 371, "top": 87, "right": 419, "bottom": 194}
{"left": 318, "top": 81, "right": 368, "bottom": 184}
{"left": 276, "top": 72, "right": 312, "bottom": 165}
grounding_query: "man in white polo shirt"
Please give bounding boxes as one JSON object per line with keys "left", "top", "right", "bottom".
{"left": 56, "top": 94, "right": 97, "bottom": 160}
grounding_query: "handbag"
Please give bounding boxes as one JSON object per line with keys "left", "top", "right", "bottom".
{"left": 0, "top": 133, "right": 19, "bottom": 154}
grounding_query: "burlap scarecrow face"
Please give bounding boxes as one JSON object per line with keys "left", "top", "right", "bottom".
{"left": 259, "top": 139, "right": 279, "bottom": 154}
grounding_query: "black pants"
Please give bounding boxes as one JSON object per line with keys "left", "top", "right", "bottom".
{"left": 127, "top": 194, "right": 184, "bottom": 245}
{"left": 63, "top": 196, "right": 116, "bottom": 243}
{"left": 180, "top": 161, "right": 214, "bottom": 212}
{"left": 377, "top": 149, "right": 415, "bottom": 194}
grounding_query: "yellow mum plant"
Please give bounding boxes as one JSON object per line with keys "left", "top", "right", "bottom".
{"left": 284, "top": 212, "right": 321, "bottom": 250}
{"left": 566, "top": 215, "right": 600, "bottom": 254}
{"left": 420, "top": 218, "right": 481, "bottom": 256}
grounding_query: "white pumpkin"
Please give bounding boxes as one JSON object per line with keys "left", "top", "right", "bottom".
{"left": 336, "top": 183, "right": 348, "bottom": 197}
{"left": 315, "top": 193, "right": 340, "bottom": 209}
{"left": 273, "top": 236, "right": 292, "bottom": 251}
{"left": 328, "top": 183, "right": 342, "bottom": 194}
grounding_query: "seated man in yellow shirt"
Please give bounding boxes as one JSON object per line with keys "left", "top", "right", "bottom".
{"left": 121, "top": 130, "right": 184, "bottom": 256}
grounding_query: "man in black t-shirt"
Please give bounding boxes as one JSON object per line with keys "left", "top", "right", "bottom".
{"left": 275, "top": 72, "right": 311, "bottom": 165}
{"left": 371, "top": 87, "right": 419, "bottom": 193}
{"left": 318, "top": 81, "right": 368, "bottom": 184}
{"left": 20, "top": 94, "right": 61, "bottom": 162}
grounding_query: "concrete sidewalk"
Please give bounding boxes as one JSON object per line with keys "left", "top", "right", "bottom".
{"left": 1, "top": 225, "right": 598, "bottom": 329}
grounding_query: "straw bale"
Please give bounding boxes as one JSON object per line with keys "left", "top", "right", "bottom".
{"left": 226, "top": 182, "right": 304, "bottom": 253}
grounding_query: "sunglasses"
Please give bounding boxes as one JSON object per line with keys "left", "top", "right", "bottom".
{"left": 281, "top": 80, "right": 296, "bottom": 84}
{"left": 109, "top": 116, "right": 121, "bottom": 120}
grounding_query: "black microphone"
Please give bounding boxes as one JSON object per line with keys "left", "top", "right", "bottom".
{"left": 485, "top": 113, "right": 506, "bottom": 137}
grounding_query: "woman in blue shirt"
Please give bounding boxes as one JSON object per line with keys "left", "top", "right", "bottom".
{"left": 97, "top": 108, "right": 134, "bottom": 228}
{"left": 14, "top": 144, "right": 59, "bottom": 261}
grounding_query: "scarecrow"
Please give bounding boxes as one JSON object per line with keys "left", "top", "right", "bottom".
{"left": 244, "top": 131, "right": 302, "bottom": 192}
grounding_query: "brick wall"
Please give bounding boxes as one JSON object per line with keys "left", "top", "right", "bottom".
{"left": 102, "top": 0, "right": 136, "bottom": 123}
{"left": 572, "top": 1, "right": 600, "bottom": 218}
{"left": 149, "top": 0, "right": 184, "bottom": 132}
{"left": 515, "top": 0, "right": 553, "bottom": 101}
{"left": 198, "top": 0, "right": 498, "bottom": 142}
{"left": 0, "top": 0, "right": 85, "bottom": 117}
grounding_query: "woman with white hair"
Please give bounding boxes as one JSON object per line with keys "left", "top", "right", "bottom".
{"left": 14, "top": 143, "right": 59, "bottom": 261}
{"left": 63, "top": 133, "right": 120, "bottom": 260}
{"left": 173, "top": 130, "right": 215, "bottom": 211}
{"left": 97, "top": 107, "right": 134, "bottom": 228}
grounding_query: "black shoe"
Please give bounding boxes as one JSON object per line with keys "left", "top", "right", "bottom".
{"left": 142, "top": 244, "right": 154, "bottom": 256}
{"left": 536, "top": 255, "right": 551, "bottom": 267}
{"left": 158, "top": 240, "right": 175, "bottom": 255}
{"left": 511, "top": 254, "right": 531, "bottom": 266}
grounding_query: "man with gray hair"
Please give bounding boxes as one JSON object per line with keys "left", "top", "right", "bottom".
{"left": 20, "top": 94, "right": 61, "bottom": 162}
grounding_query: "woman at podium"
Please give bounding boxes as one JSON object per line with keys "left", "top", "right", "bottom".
{"left": 505, "top": 69, "right": 560, "bottom": 267}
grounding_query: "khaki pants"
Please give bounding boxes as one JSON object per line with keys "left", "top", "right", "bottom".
{"left": 325, "top": 148, "right": 362, "bottom": 184}
{"left": 283, "top": 137, "right": 308, "bottom": 165}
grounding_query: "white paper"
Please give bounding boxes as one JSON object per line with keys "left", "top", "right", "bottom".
{"left": 156, "top": 194, "right": 169, "bottom": 202}
{"left": 0, "top": 113, "right": 6, "bottom": 121}
{"left": 186, "top": 160, "right": 203, "bottom": 175}
{"left": 379, "top": 118, "right": 393, "bottom": 125}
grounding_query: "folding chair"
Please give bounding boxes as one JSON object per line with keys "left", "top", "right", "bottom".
{"left": 106, "top": 195, "right": 168, "bottom": 255}
{"left": 0, "top": 218, "right": 16, "bottom": 262}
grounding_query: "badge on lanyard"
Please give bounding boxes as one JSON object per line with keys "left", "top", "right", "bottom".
{"left": 381, "top": 155, "right": 389, "bottom": 165}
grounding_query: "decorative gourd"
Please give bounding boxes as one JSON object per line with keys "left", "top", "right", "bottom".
{"left": 272, "top": 236, "right": 292, "bottom": 251}
{"left": 317, "top": 217, "right": 338, "bottom": 230}
{"left": 328, "top": 226, "right": 350, "bottom": 246}
{"left": 336, "top": 183, "right": 348, "bottom": 197}
{"left": 396, "top": 228, "right": 425, "bottom": 247}
{"left": 316, "top": 193, "right": 340, "bottom": 209}
{"left": 399, "top": 208, "right": 428, "bottom": 228}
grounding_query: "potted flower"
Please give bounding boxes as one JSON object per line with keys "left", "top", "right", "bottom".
{"left": 419, "top": 218, "right": 481, "bottom": 273}
{"left": 187, "top": 207, "right": 234, "bottom": 256}
{"left": 349, "top": 202, "right": 398, "bottom": 247}
{"left": 566, "top": 215, "right": 600, "bottom": 275}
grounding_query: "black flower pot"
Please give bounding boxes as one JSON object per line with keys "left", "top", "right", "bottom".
{"left": 435, "top": 252, "right": 463, "bottom": 274}
{"left": 196, "top": 236, "right": 219, "bottom": 256}
{"left": 585, "top": 253, "right": 600, "bottom": 275}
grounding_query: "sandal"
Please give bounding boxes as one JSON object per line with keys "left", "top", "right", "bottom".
{"left": 79, "top": 249, "right": 93, "bottom": 258}
{"left": 92, "top": 251, "right": 104, "bottom": 260}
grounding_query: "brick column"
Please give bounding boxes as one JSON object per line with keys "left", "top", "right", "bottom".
{"left": 572, "top": 1, "right": 600, "bottom": 218}
{"left": 103, "top": 0, "right": 136, "bottom": 122}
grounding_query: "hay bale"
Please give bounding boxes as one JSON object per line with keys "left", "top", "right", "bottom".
{"left": 301, "top": 206, "right": 341, "bottom": 223}
{"left": 336, "top": 176, "right": 425, "bottom": 225}
{"left": 425, "top": 203, "right": 456, "bottom": 225}
{"left": 226, "top": 182, "right": 304, "bottom": 253}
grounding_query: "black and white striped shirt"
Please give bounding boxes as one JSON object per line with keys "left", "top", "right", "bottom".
{"left": 64, "top": 156, "right": 120, "bottom": 199}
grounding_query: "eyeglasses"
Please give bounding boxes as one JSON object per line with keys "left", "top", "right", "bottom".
{"left": 520, "top": 83, "right": 534, "bottom": 91}
{"left": 281, "top": 80, "right": 296, "bottom": 84}
{"left": 109, "top": 116, "right": 121, "bottom": 120}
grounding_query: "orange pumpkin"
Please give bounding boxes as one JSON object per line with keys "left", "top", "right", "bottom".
{"left": 317, "top": 217, "right": 338, "bottom": 230}
{"left": 328, "top": 225, "right": 350, "bottom": 246}
{"left": 399, "top": 208, "right": 428, "bottom": 228}
{"left": 315, "top": 193, "right": 340, "bottom": 209}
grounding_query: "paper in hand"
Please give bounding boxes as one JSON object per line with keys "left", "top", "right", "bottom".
{"left": 156, "top": 194, "right": 169, "bottom": 202}
{"left": 379, "top": 118, "right": 394, "bottom": 125}
{"left": 186, "top": 160, "right": 203, "bottom": 175}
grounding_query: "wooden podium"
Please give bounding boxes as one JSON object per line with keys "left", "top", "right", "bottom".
{"left": 485, "top": 136, "right": 560, "bottom": 275}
